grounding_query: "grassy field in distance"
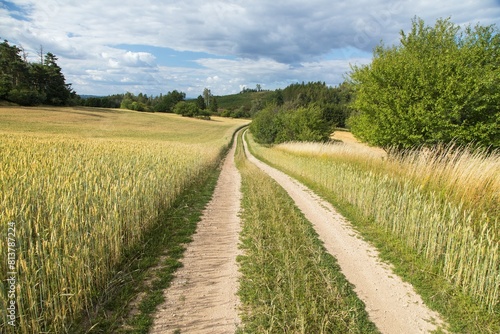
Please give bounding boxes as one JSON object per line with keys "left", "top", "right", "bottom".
{"left": 0, "top": 106, "right": 246, "bottom": 142}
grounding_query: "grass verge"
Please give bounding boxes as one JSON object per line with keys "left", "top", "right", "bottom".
{"left": 235, "top": 131, "right": 379, "bottom": 333}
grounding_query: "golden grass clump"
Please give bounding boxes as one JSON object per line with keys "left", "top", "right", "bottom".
{"left": 388, "top": 144, "right": 500, "bottom": 217}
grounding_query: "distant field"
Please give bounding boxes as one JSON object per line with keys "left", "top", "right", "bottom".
{"left": 0, "top": 106, "right": 248, "bottom": 333}
{"left": 330, "top": 129, "right": 387, "bottom": 158}
{"left": 0, "top": 106, "right": 246, "bottom": 142}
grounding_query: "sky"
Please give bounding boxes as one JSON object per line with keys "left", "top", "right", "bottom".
{"left": 1, "top": 0, "right": 499, "bottom": 97}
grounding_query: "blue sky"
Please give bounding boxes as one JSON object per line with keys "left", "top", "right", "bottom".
{"left": 1, "top": 0, "right": 499, "bottom": 97}
{"left": 113, "top": 44, "right": 237, "bottom": 69}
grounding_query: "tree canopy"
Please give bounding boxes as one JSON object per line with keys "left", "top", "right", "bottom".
{"left": 0, "top": 40, "right": 75, "bottom": 105}
{"left": 249, "top": 81, "right": 353, "bottom": 144}
{"left": 271, "top": 81, "right": 353, "bottom": 128}
{"left": 115, "top": 90, "right": 186, "bottom": 112}
{"left": 348, "top": 18, "right": 500, "bottom": 150}
{"left": 173, "top": 101, "right": 210, "bottom": 119}
{"left": 250, "top": 103, "right": 333, "bottom": 144}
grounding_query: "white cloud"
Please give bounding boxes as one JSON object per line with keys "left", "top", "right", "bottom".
{"left": 1, "top": 0, "right": 499, "bottom": 95}
{"left": 111, "top": 51, "right": 157, "bottom": 68}
{"left": 206, "top": 76, "right": 220, "bottom": 84}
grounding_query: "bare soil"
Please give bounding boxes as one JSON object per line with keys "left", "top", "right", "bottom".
{"left": 150, "top": 136, "right": 242, "bottom": 334}
{"left": 243, "top": 134, "right": 447, "bottom": 334}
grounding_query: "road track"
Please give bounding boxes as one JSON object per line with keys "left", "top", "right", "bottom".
{"left": 242, "top": 131, "right": 446, "bottom": 334}
{"left": 150, "top": 134, "right": 242, "bottom": 334}
{"left": 150, "top": 130, "right": 446, "bottom": 333}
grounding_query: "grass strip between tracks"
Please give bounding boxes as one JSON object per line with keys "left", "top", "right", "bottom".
{"left": 235, "top": 130, "right": 379, "bottom": 333}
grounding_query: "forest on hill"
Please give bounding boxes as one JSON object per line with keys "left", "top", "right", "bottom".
{"left": 0, "top": 40, "right": 76, "bottom": 106}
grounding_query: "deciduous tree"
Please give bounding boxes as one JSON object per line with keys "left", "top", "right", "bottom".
{"left": 348, "top": 17, "right": 500, "bottom": 150}
{"left": 196, "top": 95, "right": 206, "bottom": 110}
{"left": 203, "top": 87, "right": 211, "bottom": 107}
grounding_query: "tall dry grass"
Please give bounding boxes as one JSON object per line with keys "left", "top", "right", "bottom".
{"left": 0, "top": 135, "right": 223, "bottom": 333}
{"left": 387, "top": 144, "right": 500, "bottom": 218}
{"left": 248, "top": 135, "right": 499, "bottom": 315}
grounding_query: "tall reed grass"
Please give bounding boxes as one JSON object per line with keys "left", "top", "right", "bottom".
{"left": 247, "top": 135, "right": 499, "bottom": 316}
{"left": 0, "top": 135, "right": 224, "bottom": 333}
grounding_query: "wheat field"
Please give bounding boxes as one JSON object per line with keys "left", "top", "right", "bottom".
{"left": 248, "top": 133, "right": 499, "bottom": 318}
{"left": 0, "top": 107, "right": 248, "bottom": 333}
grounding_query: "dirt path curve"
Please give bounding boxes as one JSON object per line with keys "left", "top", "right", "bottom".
{"left": 243, "top": 132, "right": 446, "bottom": 334}
{"left": 150, "top": 134, "right": 242, "bottom": 334}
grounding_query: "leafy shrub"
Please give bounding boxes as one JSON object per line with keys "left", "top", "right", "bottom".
{"left": 173, "top": 101, "right": 210, "bottom": 119}
{"left": 349, "top": 17, "right": 500, "bottom": 150}
{"left": 251, "top": 104, "right": 333, "bottom": 144}
{"left": 250, "top": 105, "right": 280, "bottom": 144}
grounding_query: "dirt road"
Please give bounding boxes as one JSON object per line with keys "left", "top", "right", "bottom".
{"left": 150, "top": 130, "right": 446, "bottom": 334}
{"left": 150, "top": 135, "right": 242, "bottom": 334}
{"left": 242, "top": 132, "right": 446, "bottom": 334}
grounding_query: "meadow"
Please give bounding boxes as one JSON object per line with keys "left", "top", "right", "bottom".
{"left": 0, "top": 107, "right": 248, "bottom": 333}
{"left": 246, "top": 132, "right": 499, "bottom": 333}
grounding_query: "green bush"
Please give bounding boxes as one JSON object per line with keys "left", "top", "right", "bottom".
{"left": 349, "top": 17, "right": 500, "bottom": 150}
{"left": 250, "top": 105, "right": 280, "bottom": 144}
{"left": 250, "top": 104, "right": 333, "bottom": 144}
{"left": 7, "top": 89, "right": 45, "bottom": 106}
{"left": 173, "top": 101, "right": 210, "bottom": 119}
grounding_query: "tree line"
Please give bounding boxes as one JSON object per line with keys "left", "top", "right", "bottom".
{"left": 250, "top": 81, "right": 353, "bottom": 144}
{"left": 77, "top": 91, "right": 186, "bottom": 112}
{"left": 80, "top": 89, "right": 218, "bottom": 118}
{"left": 0, "top": 40, "right": 75, "bottom": 105}
{"left": 251, "top": 18, "right": 499, "bottom": 150}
